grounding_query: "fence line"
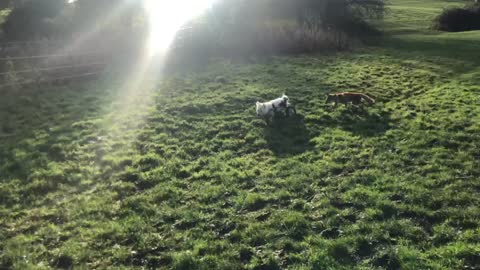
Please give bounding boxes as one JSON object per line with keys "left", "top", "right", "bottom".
{"left": 0, "top": 41, "right": 66, "bottom": 49}
{"left": 0, "top": 40, "right": 65, "bottom": 46}
{"left": 0, "top": 44, "right": 110, "bottom": 89}
{"left": 0, "top": 51, "right": 109, "bottom": 61}
{"left": 0, "top": 39, "right": 142, "bottom": 90}
{"left": 0, "top": 71, "right": 106, "bottom": 89}
{"left": 0, "top": 62, "right": 106, "bottom": 76}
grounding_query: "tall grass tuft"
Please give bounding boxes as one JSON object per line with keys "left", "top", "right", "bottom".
{"left": 167, "top": 21, "right": 354, "bottom": 70}
{"left": 255, "top": 23, "right": 352, "bottom": 54}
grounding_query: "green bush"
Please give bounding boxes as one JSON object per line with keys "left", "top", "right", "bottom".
{"left": 433, "top": 4, "right": 480, "bottom": 32}
{"left": 169, "top": 0, "right": 383, "bottom": 62}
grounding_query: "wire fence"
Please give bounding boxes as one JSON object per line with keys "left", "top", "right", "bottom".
{"left": 0, "top": 62, "right": 105, "bottom": 76}
{"left": 0, "top": 41, "right": 109, "bottom": 90}
{"left": 0, "top": 51, "right": 107, "bottom": 61}
{"left": 0, "top": 40, "right": 65, "bottom": 49}
{"left": 0, "top": 40, "right": 64, "bottom": 45}
{"left": 0, "top": 71, "right": 105, "bottom": 89}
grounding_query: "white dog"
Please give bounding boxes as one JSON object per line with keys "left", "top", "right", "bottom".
{"left": 256, "top": 94, "right": 295, "bottom": 120}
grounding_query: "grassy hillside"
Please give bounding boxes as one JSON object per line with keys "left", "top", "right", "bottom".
{"left": 1, "top": 0, "right": 479, "bottom": 269}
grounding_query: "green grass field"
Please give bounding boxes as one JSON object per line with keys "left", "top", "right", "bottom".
{"left": 1, "top": 0, "right": 479, "bottom": 269}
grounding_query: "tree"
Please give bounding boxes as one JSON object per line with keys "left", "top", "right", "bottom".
{"left": 2, "top": 0, "right": 67, "bottom": 40}
{"left": 208, "top": 0, "right": 384, "bottom": 33}
{"left": 72, "top": 0, "right": 143, "bottom": 31}
{"left": 1, "top": 0, "right": 146, "bottom": 41}
{"left": 0, "top": 1, "right": 11, "bottom": 9}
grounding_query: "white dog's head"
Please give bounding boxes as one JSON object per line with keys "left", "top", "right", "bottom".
{"left": 256, "top": 101, "right": 269, "bottom": 117}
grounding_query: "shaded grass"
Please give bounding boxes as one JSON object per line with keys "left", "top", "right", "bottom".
{"left": 1, "top": 0, "right": 480, "bottom": 269}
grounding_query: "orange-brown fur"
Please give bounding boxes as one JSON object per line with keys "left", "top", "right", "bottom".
{"left": 325, "top": 92, "right": 375, "bottom": 107}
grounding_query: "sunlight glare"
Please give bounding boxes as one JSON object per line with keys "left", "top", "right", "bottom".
{"left": 145, "top": 0, "right": 215, "bottom": 55}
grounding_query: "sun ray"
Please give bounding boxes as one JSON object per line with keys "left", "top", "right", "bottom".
{"left": 62, "top": 2, "right": 135, "bottom": 54}
{"left": 144, "top": 0, "right": 216, "bottom": 55}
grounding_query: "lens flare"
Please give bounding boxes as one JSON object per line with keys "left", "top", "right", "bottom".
{"left": 144, "top": 0, "right": 215, "bottom": 55}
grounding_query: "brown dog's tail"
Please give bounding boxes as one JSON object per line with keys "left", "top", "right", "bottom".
{"left": 361, "top": 93, "right": 375, "bottom": 104}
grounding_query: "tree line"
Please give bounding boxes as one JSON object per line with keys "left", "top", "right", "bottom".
{"left": 0, "top": 0, "right": 385, "bottom": 58}
{"left": 0, "top": 0, "right": 145, "bottom": 41}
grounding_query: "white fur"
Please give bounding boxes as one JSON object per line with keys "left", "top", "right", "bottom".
{"left": 271, "top": 94, "right": 289, "bottom": 107}
{"left": 256, "top": 94, "right": 289, "bottom": 118}
{"left": 256, "top": 101, "right": 275, "bottom": 117}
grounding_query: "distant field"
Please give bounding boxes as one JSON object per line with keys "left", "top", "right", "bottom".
{"left": 0, "top": 0, "right": 479, "bottom": 269}
{"left": 383, "top": 0, "right": 464, "bottom": 34}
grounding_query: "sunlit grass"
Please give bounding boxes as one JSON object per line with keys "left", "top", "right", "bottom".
{"left": 2, "top": 49, "right": 479, "bottom": 268}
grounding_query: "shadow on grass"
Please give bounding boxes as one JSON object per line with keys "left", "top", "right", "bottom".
{"left": 320, "top": 106, "right": 394, "bottom": 137}
{"left": 263, "top": 114, "right": 312, "bottom": 156}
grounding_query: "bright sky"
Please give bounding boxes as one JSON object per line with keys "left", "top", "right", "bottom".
{"left": 145, "top": 0, "right": 216, "bottom": 53}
